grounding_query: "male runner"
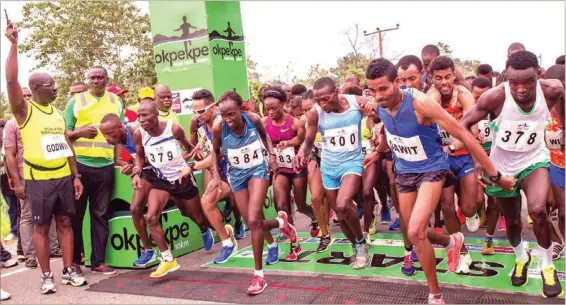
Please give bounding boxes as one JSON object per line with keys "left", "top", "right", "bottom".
{"left": 496, "top": 42, "right": 526, "bottom": 85}
{"left": 5, "top": 24, "right": 86, "bottom": 293}
{"left": 364, "top": 58, "right": 515, "bottom": 304}
{"left": 131, "top": 100, "right": 213, "bottom": 278}
{"left": 294, "top": 77, "right": 373, "bottom": 270}
{"left": 155, "top": 85, "right": 179, "bottom": 123}
{"left": 421, "top": 45, "right": 471, "bottom": 91}
{"left": 476, "top": 64, "right": 494, "bottom": 79}
{"left": 461, "top": 51, "right": 564, "bottom": 298}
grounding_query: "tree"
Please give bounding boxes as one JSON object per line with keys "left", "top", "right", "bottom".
{"left": 435, "top": 41, "right": 479, "bottom": 77}
{"left": 17, "top": 0, "right": 156, "bottom": 109}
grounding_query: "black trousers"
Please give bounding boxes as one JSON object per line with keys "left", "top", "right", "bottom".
{"left": 72, "top": 163, "right": 115, "bottom": 267}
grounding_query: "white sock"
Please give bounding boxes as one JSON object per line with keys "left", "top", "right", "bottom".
{"left": 254, "top": 269, "right": 264, "bottom": 277}
{"left": 405, "top": 250, "right": 411, "bottom": 256}
{"left": 267, "top": 242, "right": 278, "bottom": 249}
{"left": 540, "top": 245, "right": 554, "bottom": 269}
{"left": 512, "top": 240, "right": 528, "bottom": 263}
{"left": 221, "top": 238, "right": 234, "bottom": 247}
{"left": 277, "top": 217, "right": 284, "bottom": 228}
{"left": 161, "top": 249, "right": 173, "bottom": 262}
{"left": 446, "top": 235, "right": 455, "bottom": 250}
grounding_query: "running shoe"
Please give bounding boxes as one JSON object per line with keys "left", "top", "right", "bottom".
{"left": 349, "top": 244, "right": 357, "bottom": 264}
{"left": 511, "top": 251, "right": 531, "bottom": 286}
{"left": 389, "top": 217, "right": 400, "bottom": 231}
{"left": 552, "top": 242, "right": 565, "bottom": 261}
{"left": 455, "top": 253, "right": 471, "bottom": 274}
{"left": 1, "top": 258, "right": 17, "bottom": 268}
{"left": 380, "top": 207, "right": 391, "bottom": 224}
{"left": 234, "top": 223, "right": 246, "bottom": 239}
{"left": 202, "top": 228, "right": 214, "bottom": 251}
{"left": 73, "top": 263, "right": 83, "bottom": 276}
{"left": 265, "top": 244, "right": 279, "bottom": 265}
{"left": 482, "top": 238, "right": 495, "bottom": 255}
{"left": 91, "top": 263, "right": 116, "bottom": 275}
{"left": 150, "top": 258, "right": 180, "bottom": 278}
{"left": 214, "top": 225, "right": 238, "bottom": 264}
{"left": 247, "top": 275, "right": 267, "bottom": 295}
{"left": 0, "top": 289, "right": 10, "bottom": 301}
{"left": 277, "top": 211, "right": 297, "bottom": 242}
{"left": 363, "top": 232, "right": 372, "bottom": 245}
{"left": 457, "top": 208, "right": 465, "bottom": 225}
{"left": 497, "top": 216, "right": 506, "bottom": 231}
{"left": 401, "top": 254, "right": 416, "bottom": 276}
{"left": 40, "top": 272, "right": 56, "bottom": 294}
{"left": 411, "top": 249, "right": 418, "bottom": 262}
{"left": 541, "top": 266, "right": 563, "bottom": 298}
{"left": 351, "top": 242, "right": 370, "bottom": 270}
{"left": 446, "top": 232, "right": 464, "bottom": 272}
{"left": 466, "top": 213, "right": 480, "bottom": 232}
{"left": 309, "top": 220, "right": 320, "bottom": 238}
{"left": 3, "top": 233, "right": 16, "bottom": 242}
{"left": 17, "top": 254, "right": 25, "bottom": 262}
{"left": 285, "top": 244, "right": 302, "bottom": 261}
{"left": 317, "top": 235, "right": 332, "bottom": 253}
{"left": 51, "top": 248, "right": 62, "bottom": 258}
{"left": 134, "top": 249, "right": 157, "bottom": 267}
{"left": 25, "top": 256, "right": 38, "bottom": 268}
{"left": 61, "top": 266, "right": 87, "bottom": 287}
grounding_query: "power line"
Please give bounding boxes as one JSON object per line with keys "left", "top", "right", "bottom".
{"left": 363, "top": 24, "right": 400, "bottom": 58}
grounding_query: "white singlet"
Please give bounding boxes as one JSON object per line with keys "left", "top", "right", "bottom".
{"left": 140, "top": 120, "right": 187, "bottom": 181}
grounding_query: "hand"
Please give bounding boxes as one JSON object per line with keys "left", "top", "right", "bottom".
{"left": 178, "top": 166, "right": 193, "bottom": 184}
{"left": 188, "top": 141, "right": 205, "bottom": 160}
{"left": 363, "top": 100, "right": 377, "bottom": 116}
{"left": 5, "top": 24, "right": 18, "bottom": 44}
{"left": 73, "top": 178, "right": 83, "bottom": 200}
{"left": 10, "top": 179, "right": 26, "bottom": 200}
{"left": 79, "top": 126, "right": 98, "bottom": 139}
{"left": 363, "top": 152, "right": 381, "bottom": 169}
{"left": 293, "top": 151, "right": 308, "bottom": 173}
{"left": 132, "top": 174, "right": 142, "bottom": 189}
{"left": 497, "top": 175, "right": 517, "bottom": 191}
{"left": 120, "top": 163, "right": 134, "bottom": 175}
{"left": 8, "top": 177, "right": 14, "bottom": 190}
{"left": 268, "top": 154, "right": 279, "bottom": 180}
{"left": 203, "top": 177, "right": 222, "bottom": 198}
{"left": 277, "top": 141, "right": 290, "bottom": 151}
{"left": 474, "top": 162, "right": 490, "bottom": 188}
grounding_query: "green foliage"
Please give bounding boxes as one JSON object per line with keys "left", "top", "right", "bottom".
{"left": 17, "top": 0, "right": 156, "bottom": 110}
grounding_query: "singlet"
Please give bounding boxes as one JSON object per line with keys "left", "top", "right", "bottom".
{"left": 361, "top": 118, "right": 372, "bottom": 155}
{"left": 159, "top": 109, "right": 179, "bottom": 124}
{"left": 221, "top": 112, "right": 267, "bottom": 177}
{"left": 545, "top": 109, "right": 564, "bottom": 169}
{"left": 437, "top": 86, "right": 468, "bottom": 156}
{"left": 378, "top": 88, "right": 449, "bottom": 174}
{"left": 140, "top": 120, "right": 186, "bottom": 181}
{"left": 490, "top": 82, "right": 550, "bottom": 176}
{"left": 478, "top": 114, "right": 493, "bottom": 152}
{"left": 266, "top": 114, "right": 296, "bottom": 173}
{"left": 196, "top": 113, "right": 228, "bottom": 176}
{"left": 119, "top": 123, "right": 136, "bottom": 158}
{"left": 317, "top": 95, "right": 364, "bottom": 168}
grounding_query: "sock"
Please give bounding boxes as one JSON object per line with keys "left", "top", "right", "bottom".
{"left": 512, "top": 240, "right": 528, "bottom": 263}
{"left": 221, "top": 238, "right": 234, "bottom": 247}
{"left": 356, "top": 237, "right": 366, "bottom": 244}
{"left": 267, "top": 242, "right": 278, "bottom": 249}
{"left": 540, "top": 245, "right": 554, "bottom": 269}
{"left": 446, "top": 235, "right": 455, "bottom": 250}
{"left": 161, "top": 249, "right": 173, "bottom": 262}
{"left": 254, "top": 269, "right": 264, "bottom": 277}
{"left": 277, "top": 217, "right": 285, "bottom": 228}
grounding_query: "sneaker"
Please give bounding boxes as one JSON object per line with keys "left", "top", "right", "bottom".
{"left": 482, "top": 238, "right": 495, "bottom": 255}
{"left": 317, "top": 235, "right": 332, "bottom": 253}
{"left": 3, "top": 233, "right": 16, "bottom": 242}
{"left": 50, "top": 248, "right": 62, "bottom": 258}
{"left": 61, "top": 267, "right": 87, "bottom": 287}
{"left": 91, "top": 263, "right": 117, "bottom": 275}
{"left": 1, "top": 258, "right": 18, "bottom": 268}
{"left": 40, "top": 272, "right": 56, "bottom": 294}
{"left": 309, "top": 221, "right": 320, "bottom": 238}
{"left": 0, "top": 289, "right": 10, "bottom": 301}
{"left": 380, "top": 207, "right": 391, "bottom": 224}
{"left": 541, "top": 266, "right": 563, "bottom": 298}
{"left": 349, "top": 244, "right": 357, "bottom": 264}
{"left": 457, "top": 208, "right": 465, "bottom": 225}
{"left": 134, "top": 249, "right": 157, "bottom": 267}
{"left": 265, "top": 244, "right": 279, "bottom": 265}
{"left": 363, "top": 232, "right": 372, "bottom": 245}
{"left": 285, "top": 245, "right": 302, "bottom": 261}
{"left": 351, "top": 242, "right": 370, "bottom": 270}
{"left": 25, "top": 257, "right": 38, "bottom": 268}
{"left": 389, "top": 217, "right": 400, "bottom": 231}
{"left": 552, "top": 242, "right": 565, "bottom": 260}
{"left": 277, "top": 211, "right": 297, "bottom": 242}
{"left": 455, "top": 253, "right": 471, "bottom": 274}
{"left": 511, "top": 251, "right": 531, "bottom": 286}
{"left": 411, "top": 249, "right": 418, "bottom": 262}
{"left": 369, "top": 216, "right": 379, "bottom": 234}
{"left": 214, "top": 225, "right": 238, "bottom": 264}
{"left": 497, "top": 216, "right": 506, "bottom": 231}
{"left": 446, "top": 232, "right": 464, "bottom": 272}
{"left": 74, "top": 263, "right": 83, "bottom": 276}
{"left": 150, "top": 258, "right": 180, "bottom": 278}
{"left": 247, "top": 275, "right": 267, "bottom": 295}
{"left": 428, "top": 295, "right": 445, "bottom": 304}
{"left": 202, "top": 228, "right": 214, "bottom": 251}
{"left": 17, "top": 254, "right": 25, "bottom": 262}
{"left": 401, "top": 254, "right": 416, "bottom": 276}
{"left": 234, "top": 223, "right": 246, "bottom": 240}
{"left": 466, "top": 213, "right": 480, "bottom": 233}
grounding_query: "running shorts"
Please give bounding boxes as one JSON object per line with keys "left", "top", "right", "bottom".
{"left": 228, "top": 164, "right": 270, "bottom": 193}
{"left": 321, "top": 160, "right": 363, "bottom": 190}
{"left": 485, "top": 162, "right": 549, "bottom": 198}
{"left": 144, "top": 169, "right": 199, "bottom": 200}
{"left": 395, "top": 170, "right": 450, "bottom": 193}
{"left": 26, "top": 176, "right": 76, "bottom": 225}
{"left": 550, "top": 164, "right": 564, "bottom": 189}
{"left": 448, "top": 154, "right": 475, "bottom": 179}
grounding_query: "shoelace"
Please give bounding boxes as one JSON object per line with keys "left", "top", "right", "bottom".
{"left": 542, "top": 267, "right": 556, "bottom": 285}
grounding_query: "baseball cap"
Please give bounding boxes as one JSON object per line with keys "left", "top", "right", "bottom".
{"left": 107, "top": 84, "right": 128, "bottom": 95}
{"left": 138, "top": 87, "right": 155, "bottom": 99}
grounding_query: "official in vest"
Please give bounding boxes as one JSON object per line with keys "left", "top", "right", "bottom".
{"left": 63, "top": 66, "right": 125, "bottom": 276}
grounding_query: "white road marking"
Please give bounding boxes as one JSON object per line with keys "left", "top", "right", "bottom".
{"left": 1, "top": 258, "right": 61, "bottom": 278}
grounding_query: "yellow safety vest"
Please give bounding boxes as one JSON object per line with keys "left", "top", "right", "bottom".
{"left": 19, "top": 101, "right": 71, "bottom": 180}
{"left": 73, "top": 91, "right": 121, "bottom": 159}
{"left": 159, "top": 109, "right": 179, "bottom": 124}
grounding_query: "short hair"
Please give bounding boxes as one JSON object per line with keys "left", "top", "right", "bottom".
{"left": 342, "top": 85, "right": 363, "bottom": 96}
{"left": 471, "top": 77, "right": 492, "bottom": 89}
{"left": 422, "top": 44, "right": 440, "bottom": 56}
{"left": 192, "top": 89, "right": 215, "bottom": 105}
{"left": 465, "top": 76, "right": 476, "bottom": 81}
{"left": 262, "top": 86, "right": 287, "bottom": 103}
{"left": 71, "top": 82, "right": 87, "bottom": 87}
{"left": 302, "top": 89, "right": 314, "bottom": 100}
{"left": 477, "top": 64, "right": 493, "bottom": 75}
{"left": 344, "top": 76, "right": 360, "bottom": 86}
{"left": 556, "top": 55, "right": 565, "bottom": 65}
{"left": 89, "top": 65, "right": 108, "bottom": 76}
{"left": 366, "top": 58, "right": 397, "bottom": 82}
{"left": 291, "top": 84, "right": 307, "bottom": 96}
{"left": 290, "top": 96, "right": 303, "bottom": 108}
{"left": 313, "top": 77, "right": 337, "bottom": 91}
{"left": 506, "top": 50, "right": 539, "bottom": 70}
{"left": 218, "top": 91, "right": 243, "bottom": 108}
{"left": 546, "top": 64, "right": 565, "bottom": 83}
{"left": 100, "top": 113, "right": 122, "bottom": 125}
{"left": 396, "top": 55, "right": 424, "bottom": 72}
{"left": 507, "top": 42, "right": 526, "bottom": 54}
{"left": 429, "top": 56, "right": 455, "bottom": 74}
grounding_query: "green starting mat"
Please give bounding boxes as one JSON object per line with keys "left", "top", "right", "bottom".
{"left": 204, "top": 232, "right": 565, "bottom": 296}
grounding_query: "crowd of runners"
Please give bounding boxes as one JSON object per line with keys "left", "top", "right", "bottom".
{"left": 1, "top": 20, "right": 565, "bottom": 304}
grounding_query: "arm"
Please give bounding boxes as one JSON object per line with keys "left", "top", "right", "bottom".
{"left": 448, "top": 86, "right": 478, "bottom": 152}
{"left": 541, "top": 79, "right": 565, "bottom": 128}
{"left": 133, "top": 129, "right": 146, "bottom": 171}
{"left": 210, "top": 121, "right": 223, "bottom": 181}
{"left": 65, "top": 132, "right": 80, "bottom": 177}
{"left": 250, "top": 113, "right": 276, "bottom": 156}
{"left": 461, "top": 86, "right": 505, "bottom": 131}
{"left": 63, "top": 98, "right": 81, "bottom": 140}
{"left": 188, "top": 117, "right": 200, "bottom": 147}
{"left": 190, "top": 23, "right": 197, "bottom": 29}
{"left": 285, "top": 118, "right": 306, "bottom": 148}
{"left": 454, "top": 69, "right": 472, "bottom": 91}
{"left": 172, "top": 123, "right": 194, "bottom": 161}
{"left": 5, "top": 26, "right": 27, "bottom": 124}
{"left": 298, "top": 107, "right": 319, "bottom": 157}
{"left": 194, "top": 154, "right": 213, "bottom": 170}
{"left": 4, "top": 145, "right": 22, "bottom": 187}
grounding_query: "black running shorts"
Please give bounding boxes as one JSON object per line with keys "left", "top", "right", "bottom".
{"left": 395, "top": 170, "right": 450, "bottom": 193}
{"left": 25, "top": 176, "right": 76, "bottom": 225}
{"left": 144, "top": 169, "right": 199, "bottom": 200}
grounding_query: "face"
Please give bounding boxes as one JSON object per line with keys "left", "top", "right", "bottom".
{"left": 291, "top": 105, "right": 304, "bottom": 118}
{"left": 33, "top": 76, "right": 58, "bottom": 103}
{"left": 263, "top": 97, "right": 284, "bottom": 120}
{"left": 22, "top": 88, "right": 32, "bottom": 102}
{"left": 100, "top": 121, "right": 122, "bottom": 145}
{"left": 302, "top": 98, "right": 315, "bottom": 113}
{"left": 366, "top": 76, "right": 398, "bottom": 109}
{"left": 137, "top": 103, "right": 159, "bottom": 130}
{"left": 507, "top": 67, "right": 538, "bottom": 103}
{"left": 88, "top": 68, "right": 108, "bottom": 93}
{"left": 70, "top": 84, "right": 88, "bottom": 96}
{"left": 471, "top": 86, "right": 490, "bottom": 101}
{"left": 313, "top": 86, "right": 339, "bottom": 113}
{"left": 432, "top": 68, "right": 455, "bottom": 96}
{"left": 155, "top": 87, "right": 172, "bottom": 110}
{"left": 422, "top": 53, "right": 436, "bottom": 72}
{"left": 192, "top": 98, "right": 215, "bottom": 123}
{"left": 397, "top": 64, "right": 423, "bottom": 90}
{"left": 282, "top": 85, "right": 292, "bottom": 102}
{"left": 218, "top": 99, "right": 242, "bottom": 129}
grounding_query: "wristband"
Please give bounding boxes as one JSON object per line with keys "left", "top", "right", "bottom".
{"left": 132, "top": 167, "right": 141, "bottom": 176}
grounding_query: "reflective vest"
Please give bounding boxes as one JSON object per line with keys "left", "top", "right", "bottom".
{"left": 73, "top": 91, "right": 121, "bottom": 159}
{"left": 159, "top": 109, "right": 179, "bottom": 124}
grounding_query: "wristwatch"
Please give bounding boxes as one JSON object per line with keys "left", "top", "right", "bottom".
{"left": 73, "top": 174, "right": 82, "bottom": 180}
{"left": 488, "top": 171, "right": 502, "bottom": 183}
{"left": 448, "top": 145, "right": 456, "bottom": 153}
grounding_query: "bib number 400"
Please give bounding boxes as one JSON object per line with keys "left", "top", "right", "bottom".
{"left": 329, "top": 134, "right": 356, "bottom": 147}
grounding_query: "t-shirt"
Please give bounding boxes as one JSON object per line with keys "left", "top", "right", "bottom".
{"left": 2, "top": 118, "right": 24, "bottom": 178}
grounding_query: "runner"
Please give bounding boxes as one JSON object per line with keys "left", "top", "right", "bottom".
{"left": 4, "top": 24, "right": 86, "bottom": 293}
{"left": 131, "top": 99, "right": 213, "bottom": 278}
{"left": 294, "top": 77, "right": 373, "bottom": 270}
{"left": 154, "top": 85, "right": 179, "bottom": 124}
{"left": 187, "top": 89, "right": 241, "bottom": 264}
{"left": 364, "top": 58, "right": 515, "bottom": 304}
{"left": 207, "top": 91, "right": 298, "bottom": 295}
{"left": 461, "top": 51, "right": 564, "bottom": 298}
{"left": 496, "top": 42, "right": 526, "bottom": 85}
{"left": 476, "top": 64, "right": 494, "bottom": 79}
{"left": 262, "top": 86, "right": 315, "bottom": 261}
{"left": 421, "top": 45, "right": 471, "bottom": 91}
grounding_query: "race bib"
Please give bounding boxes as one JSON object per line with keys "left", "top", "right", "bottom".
{"left": 495, "top": 120, "right": 546, "bottom": 152}
{"left": 145, "top": 141, "right": 181, "bottom": 168}
{"left": 385, "top": 131, "right": 428, "bottom": 162}
{"left": 41, "top": 135, "right": 73, "bottom": 161}
{"left": 438, "top": 126, "right": 454, "bottom": 145}
{"left": 478, "top": 120, "right": 493, "bottom": 143}
{"left": 362, "top": 140, "right": 372, "bottom": 155}
{"left": 277, "top": 147, "right": 295, "bottom": 169}
{"left": 227, "top": 140, "right": 264, "bottom": 169}
{"left": 323, "top": 125, "right": 359, "bottom": 152}
{"left": 545, "top": 129, "right": 563, "bottom": 150}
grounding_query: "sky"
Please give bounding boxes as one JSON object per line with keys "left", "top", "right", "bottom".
{"left": 0, "top": 0, "right": 564, "bottom": 92}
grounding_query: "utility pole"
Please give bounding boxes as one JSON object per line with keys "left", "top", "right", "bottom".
{"left": 364, "top": 24, "right": 400, "bottom": 58}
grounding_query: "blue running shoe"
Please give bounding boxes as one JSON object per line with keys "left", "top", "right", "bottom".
{"left": 214, "top": 244, "right": 237, "bottom": 264}
{"left": 235, "top": 223, "right": 246, "bottom": 239}
{"left": 411, "top": 249, "right": 418, "bottom": 262}
{"left": 389, "top": 217, "right": 400, "bottom": 231}
{"left": 134, "top": 249, "right": 157, "bottom": 267}
{"left": 202, "top": 228, "right": 214, "bottom": 251}
{"left": 401, "top": 254, "right": 416, "bottom": 276}
{"left": 265, "top": 244, "right": 279, "bottom": 265}
{"left": 380, "top": 207, "right": 391, "bottom": 224}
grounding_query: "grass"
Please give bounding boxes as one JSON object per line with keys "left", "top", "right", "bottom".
{"left": 0, "top": 196, "right": 11, "bottom": 238}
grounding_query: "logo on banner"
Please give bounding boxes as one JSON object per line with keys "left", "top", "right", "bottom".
{"left": 209, "top": 22, "right": 244, "bottom": 61}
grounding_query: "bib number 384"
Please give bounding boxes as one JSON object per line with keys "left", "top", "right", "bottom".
{"left": 41, "top": 135, "right": 73, "bottom": 161}
{"left": 227, "top": 140, "right": 265, "bottom": 169}
{"left": 324, "top": 125, "right": 359, "bottom": 152}
{"left": 496, "top": 120, "right": 545, "bottom": 152}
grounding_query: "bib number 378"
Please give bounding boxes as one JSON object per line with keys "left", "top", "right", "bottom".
{"left": 496, "top": 120, "right": 544, "bottom": 152}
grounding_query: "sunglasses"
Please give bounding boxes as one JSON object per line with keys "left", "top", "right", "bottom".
{"left": 193, "top": 103, "right": 215, "bottom": 115}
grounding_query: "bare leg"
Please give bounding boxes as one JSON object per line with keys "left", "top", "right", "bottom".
{"left": 130, "top": 179, "right": 152, "bottom": 250}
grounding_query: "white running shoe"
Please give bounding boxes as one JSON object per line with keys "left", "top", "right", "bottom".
{"left": 466, "top": 214, "right": 480, "bottom": 233}
{"left": 1, "top": 289, "right": 11, "bottom": 300}
{"left": 455, "top": 252, "right": 472, "bottom": 274}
